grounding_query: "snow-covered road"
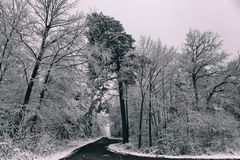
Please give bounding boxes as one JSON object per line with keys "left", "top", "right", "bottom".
{"left": 61, "top": 138, "right": 240, "bottom": 160}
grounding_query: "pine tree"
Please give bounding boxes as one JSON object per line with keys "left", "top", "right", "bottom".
{"left": 85, "top": 12, "right": 135, "bottom": 143}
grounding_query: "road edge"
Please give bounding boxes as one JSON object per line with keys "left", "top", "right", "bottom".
{"left": 107, "top": 143, "right": 240, "bottom": 160}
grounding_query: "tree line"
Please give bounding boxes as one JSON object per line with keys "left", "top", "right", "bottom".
{"left": 0, "top": 0, "right": 240, "bottom": 157}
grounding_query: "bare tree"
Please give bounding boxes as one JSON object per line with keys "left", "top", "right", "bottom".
{"left": 147, "top": 39, "right": 175, "bottom": 146}
{"left": 180, "top": 29, "right": 226, "bottom": 109}
{"left": 39, "top": 18, "right": 85, "bottom": 104}
{"left": 16, "top": 0, "right": 83, "bottom": 107}
{"left": 135, "top": 37, "right": 152, "bottom": 148}
{"left": 136, "top": 36, "right": 175, "bottom": 147}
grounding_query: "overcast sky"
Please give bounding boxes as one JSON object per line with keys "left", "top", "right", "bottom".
{"left": 78, "top": 0, "right": 240, "bottom": 56}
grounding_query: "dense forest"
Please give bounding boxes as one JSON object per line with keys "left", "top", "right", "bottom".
{"left": 0, "top": 0, "right": 240, "bottom": 159}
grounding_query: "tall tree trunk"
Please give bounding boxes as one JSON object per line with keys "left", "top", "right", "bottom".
{"left": 118, "top": 80, "right": 128, "bottom": 143}
{"left": 162, "top": 70, "right": 165, "bottom": 103}
{"left": 0, "top": 38, "right": 11, "bottom": 83}
{"left": 0, "top": 57, "right": 9, "bottom": 82}
{"left": 16, "top": 32, "right": 47, "bottom": 134}
{"left": 24, "top": 63, "right": 40, "bottom": 105}
{"left": 39, "top": 46, "right": 62, "bottom": 104}
{"left": 0, "top": 21, "right": 15, "bottom": 78}
{"left": 39, "top": 68, "right": 52, "bottom": 104}
{"left": 152, "top": 107, "right": 159, "bottom": 137}
{"left": 125, "top": 84, "right": 129, "bottom": 139}
{"left": 164, "top": 108, "right": 167, "bottom": 132}
{"left": 138, "top": 92, "right": 145, "bottom": 148}
{"left": 162, "top": 70, "right": 167, "bottom": 132}
{"left": 186, "top": 110, "right": 189, "bottom": 141}
{"left": 16, "top": 28, "right": 50, "bottom": 135}
{"left": 23, "top": 28, "right": 49, "bottom": 105}
{"left": 0, "top": 38, "right": 9, "bottom": 72}
{"left": 138, "top": 65, "right": 146, "bottom": 148}
{"left": 0, "top": 28, "right": 13, "bottom": 74}
{"left": 117, "top": 60, "right": 128, "bottom": 143}
{"left": 169, "top": 72, "right": 174, "bottom": 107}
{"left": 148, "top": 78, "right": 153, "bottom": 147}
{"left": 157, "top": 109, "right": 161, "bottom": 133}
{"left": 192, "top": 76, "right": 199, "bottom": 109}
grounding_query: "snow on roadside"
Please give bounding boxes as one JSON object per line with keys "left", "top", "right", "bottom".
{"left": 107, "top": 143, "right": 240, "bottom": 159}
{"left": 36, "top": 137, "right": 102, "bottom": 160}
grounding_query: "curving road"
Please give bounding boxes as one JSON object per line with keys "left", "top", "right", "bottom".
{"left": 60, "top": 137, "right": 239, "bottom": 160}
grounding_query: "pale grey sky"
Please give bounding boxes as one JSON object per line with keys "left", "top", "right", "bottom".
{"left": 78, "top": 0, "right": 240, "bottom": 56}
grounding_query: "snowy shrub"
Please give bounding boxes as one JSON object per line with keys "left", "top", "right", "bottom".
{"left": 0, "top": 140, "right": 36, "bottom": 160}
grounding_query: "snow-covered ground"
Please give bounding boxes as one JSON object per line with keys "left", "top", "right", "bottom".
{"left": 36, "top": 137, "right": 102, "bottom": 160}
{"left": 108, "top": 143, "right": 240, "bottom": 159}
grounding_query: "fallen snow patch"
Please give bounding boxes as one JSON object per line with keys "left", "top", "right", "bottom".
{"left": 107, "top": 143, "right": 240, "bottom": 159}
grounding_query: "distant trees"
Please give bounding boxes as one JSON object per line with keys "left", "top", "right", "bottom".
{"left": 135, "top": 37, "right": 152, "bottom": 148}
{"left": 146, "top": 39, "right": 175, "bottom": 147}
{"left": 135, "top": 36, "right": 175, "bottom": 147}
